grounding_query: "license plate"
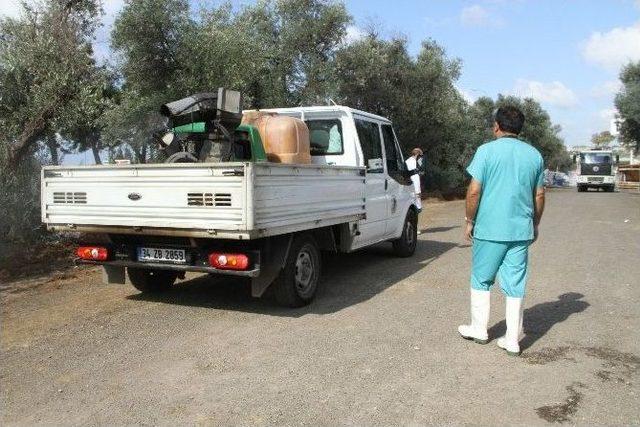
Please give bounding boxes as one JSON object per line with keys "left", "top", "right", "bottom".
{"left": 137, "top": 247, "right": 187, "bottom": 264}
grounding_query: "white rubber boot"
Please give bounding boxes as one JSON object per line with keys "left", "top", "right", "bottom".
{"left": 518, "top": 299, "right": 525, "bottom": 338}
{"left": 458, "top": 289, "right": 490, "bottom": 344}
{"left": 497, "top": 296, "right": 524, "bottom": 356}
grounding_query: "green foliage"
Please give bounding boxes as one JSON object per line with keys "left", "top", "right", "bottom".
{"left": 334, "top": 36, "right": 573, "bottom": 184}
{"left": 614, "top": 62, "right": 640, "bottom": 151}
{"left": 590, "top": 130, "right": 615, "bottom": 148}
{"left": 0, "top": 0, "right": 110, "bottom": 243}
{"left": 335, "top": 36, "right": 472, "bottom": 190}
{"left": 0, "top": 146, "right": 42, "bottom": 242}
{"left": 111, "top": 0, "right": 191, "bottom": 97}
{"left": 249, "top": 0, "right": 350, "bottom": 106}
{"left": 0, "top": 0, "right": 103, "bottom": 166}
{"left": 106, "top": 0, "right": 351, "bottom": 160}
{"left": 101, "top": 89, "right": 165, "bottom": 163}
{"left": 58, "top": 67, "right": 118, "bottom": 164}
{"left": 468, "top": 95, "right": 572, "bottom": 172}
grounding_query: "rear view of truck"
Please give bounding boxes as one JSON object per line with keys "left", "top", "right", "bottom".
{"left": 41, "top": 161, "right": 366, "bottom": 306}
{"left": 41, "top": 88, "right": 418, "bottom": 307}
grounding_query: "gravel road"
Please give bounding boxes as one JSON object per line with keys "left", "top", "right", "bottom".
{"left": 1, "top": 189, "right": 639, "bottom": 426}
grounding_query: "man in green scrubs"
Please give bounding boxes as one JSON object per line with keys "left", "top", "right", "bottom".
{"left": 458, "top": 106, "right": 546, "bottom": 356}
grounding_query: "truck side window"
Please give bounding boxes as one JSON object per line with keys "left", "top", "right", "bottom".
{"left": 306, "top": 119, "right": 344, "bottom": 155}
{"left": 355, "top": 119, "right": 383, "bottom": 173}
{"left": 381, "top": 124, "right": 404, "bottom": 175}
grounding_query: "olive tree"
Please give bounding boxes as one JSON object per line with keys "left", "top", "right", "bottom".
{"left": 615, "top": 62, "right": 640, "bottom": 151}
{"left": 0, "top": 0, "right": 103, "bottom": 167}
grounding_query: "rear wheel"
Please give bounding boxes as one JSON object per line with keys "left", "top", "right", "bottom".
{"left": 273, "top": 234, "right": 321, "bottom": 307}
{"left": 392, "top": 209, "right": 418, "bottom": 257}
{"left": 128, "top": 268, "right": 178, "bottom": 293}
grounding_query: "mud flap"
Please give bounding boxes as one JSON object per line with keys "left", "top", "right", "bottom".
{"left": 102, "top": 265, "right": 126, "bottom": 284}
{"left": 251, "top": 234, "right": 293, "bottom": 297}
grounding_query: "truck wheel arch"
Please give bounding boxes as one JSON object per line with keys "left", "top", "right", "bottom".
{"left": 311, "top": 226, "right": 339, "bottom": 253}
{"left": 250, "top": 234, "right": 293, "bottom": 298}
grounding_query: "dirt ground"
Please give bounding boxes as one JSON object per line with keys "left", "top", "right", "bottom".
{"left": 1, "top": 189, "right": 639, "bottom": 425}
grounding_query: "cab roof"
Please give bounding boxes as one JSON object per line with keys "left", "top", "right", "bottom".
{"left": 251, "top": 105, "right": 392, "bottom": 124}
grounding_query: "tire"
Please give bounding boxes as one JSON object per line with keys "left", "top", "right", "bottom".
{"left": 606, "top": 185, "right": 615, "bottom": 192}
{"left": 273, "top": 234, "right": 321, "bottom": 308}
{"left": 128, "top": 268, "right": 178, "bottom": 293}
{"left": 577, "top": 185, "right": 585, "bottom": 192}
{"left": 392, "top": 209, "right": 418, "bottom": 258}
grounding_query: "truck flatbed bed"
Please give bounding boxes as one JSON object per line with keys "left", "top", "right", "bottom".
{"left": 42, "top": 162, "right": 366, "bottom": 240}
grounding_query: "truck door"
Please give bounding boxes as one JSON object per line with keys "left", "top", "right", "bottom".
{"left": 381, "top": 124, "right": 413, "bottom": 238}
{"left": 353, "top": 117, "right": 387, "bottom": 245}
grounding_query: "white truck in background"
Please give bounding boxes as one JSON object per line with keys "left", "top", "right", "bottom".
{"left": 574, "top": 149, "right": 619, "bottom": 192}
{"left": 41, "top": 105, "right": 420, "bottom": 307}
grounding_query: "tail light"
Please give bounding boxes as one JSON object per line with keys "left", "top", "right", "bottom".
{"left": 76, "top": 246, "right": 109, "bottom": 261}
{"left": 208, "top": 253, "right": 249, "bottom": 271}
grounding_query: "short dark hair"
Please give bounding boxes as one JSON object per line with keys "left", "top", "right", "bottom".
{"left": 495, "top": 106, "right": 525, "bottom": 134}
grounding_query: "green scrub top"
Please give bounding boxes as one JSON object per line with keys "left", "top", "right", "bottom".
{"left": 466, "top": 137, "right": 545, "bottom": 242}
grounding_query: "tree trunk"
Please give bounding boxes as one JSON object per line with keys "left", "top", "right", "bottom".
{"left": 8, "top": 93, "right": 70, "bottom": 168}
{"left": 46, "top": 137, "right": 59, "bottom": 165}
{"left": 9, "top": 108, "right": 53, "bottom": 167}
{"left": 90, "top": 142, "right": 102, "bottom": 165}
{"left": 140, "top": 143, "right": 147, "bottom": 164}
{"left": 133, "top": 146, "right": 146, "bottom": 164}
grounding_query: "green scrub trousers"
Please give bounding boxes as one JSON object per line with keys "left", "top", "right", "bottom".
{"left": 470, "top": 238, "right": 532, "bottom": 298}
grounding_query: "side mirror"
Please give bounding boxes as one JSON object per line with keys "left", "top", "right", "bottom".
{"left": 616, "top": 154, "right": 620, "bottom": 164}
{"left": 572, "top": 154, "right": 577, "bottom": 164}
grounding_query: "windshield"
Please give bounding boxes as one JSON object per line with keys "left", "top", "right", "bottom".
{"left": 581, "top": 153, "right": 612, "bottom": 164}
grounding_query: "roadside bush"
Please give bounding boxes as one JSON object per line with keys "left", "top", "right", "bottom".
{"left": 0, "top": 148, "right": 43, "bottom": 244}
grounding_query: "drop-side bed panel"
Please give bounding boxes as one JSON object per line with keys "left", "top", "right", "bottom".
{"left": 42, "top": 162, "right": 366, "bottom": 239}
{"left": 253, "top": 164, "right": 366, "bottom": 229}
{"left": 42, "top": 163, "right": 247, "bottom": 233}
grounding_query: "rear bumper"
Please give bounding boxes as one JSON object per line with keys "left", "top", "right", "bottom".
{"left": 77, "top": 259, "right": 261, "bottom": 277}
{"left": 76, "top": 242, "right": 261, "bottom": 278}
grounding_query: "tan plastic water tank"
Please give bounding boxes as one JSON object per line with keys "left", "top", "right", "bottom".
{"left": 242, "top": 111, "right": 311, "bottom": 164}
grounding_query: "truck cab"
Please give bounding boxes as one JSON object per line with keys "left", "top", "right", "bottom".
{"left": 575, "top": 149, "right": 618, "bottom": 192}
{"left": 263, "top": 106, "right": 414, "bottom": 250}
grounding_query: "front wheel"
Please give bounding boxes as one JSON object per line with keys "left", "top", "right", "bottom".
{"left": 392, "top": 209, "right": 418, "bottom": 257}
{"left": 273, "top": 234, "right": 321, "bottom": 307}
{"left": 128, "top": 268, "right": 178, "bottom": 293}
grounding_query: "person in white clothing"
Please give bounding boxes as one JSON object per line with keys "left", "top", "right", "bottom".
{"left": 405, "top": 148, "right": 424, "bottom": 213}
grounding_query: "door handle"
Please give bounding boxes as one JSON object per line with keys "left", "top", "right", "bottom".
{"left": 385, "top": 179, "right": 388, "bottom": 191}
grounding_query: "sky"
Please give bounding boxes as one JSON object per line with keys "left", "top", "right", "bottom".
{"left": 344, "top": 0, "right": 640, "bottom": 148}
{"left": 1, "top": 0, "right": 640, "bottom": 162}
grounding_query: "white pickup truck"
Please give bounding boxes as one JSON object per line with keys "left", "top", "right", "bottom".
{"left": 41, "top": 106, "right": 419, "bottom": 306}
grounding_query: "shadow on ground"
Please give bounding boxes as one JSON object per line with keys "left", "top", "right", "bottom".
{"left": 488, "top": 292, "right": 590, "bottom": 351}
{"left": 128, "top": 239, "right": 461, "bottom": 316}
{"left": 420, "top": 225, "right": 460, "bottom": 234}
